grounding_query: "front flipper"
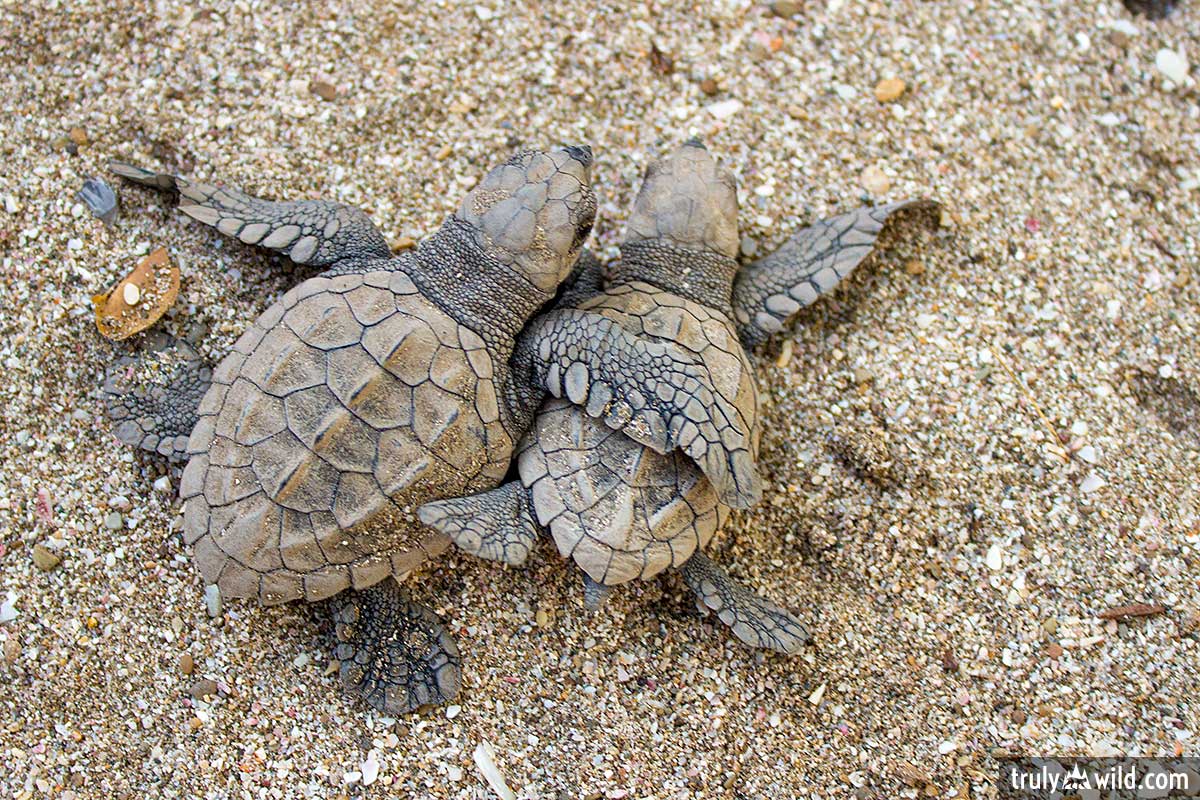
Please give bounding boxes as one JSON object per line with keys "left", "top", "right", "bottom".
{"left": 332, "top": 581, "right": 461, "bottom": 714}
{"left": 680, "top": 552, "right": 810, "bottom": 654}
{"left": 418, "top": 483, "right": 540, "bottom": 567}
{"left": 102, "top": 331, "right": 211, "bottom": 462}
{"left": 732, "top": 200, "right": 936, "bottom": 348}
{"left": 519, "top": 309, "right": 762, "bottom": 509}
{"left": 109, "top": 162, "right": 392, "bottom": 267}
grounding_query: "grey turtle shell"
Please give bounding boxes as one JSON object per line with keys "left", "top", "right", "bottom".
{"left": 518, "top": 281, "right": 757, "bottom": 586}
{"left": 180, "top": 266, "right": 512, "bottom": 605}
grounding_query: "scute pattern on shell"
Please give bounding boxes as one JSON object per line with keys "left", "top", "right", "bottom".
{"left": 180, "top": 268, "right": 514, "bottom": 605}
{"left": 519, "top": 283, "right": 754, "bottom": 585}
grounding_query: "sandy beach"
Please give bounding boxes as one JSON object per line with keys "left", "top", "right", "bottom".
{"left": 1, "top": 1, "right": 1197, "bottom": 797}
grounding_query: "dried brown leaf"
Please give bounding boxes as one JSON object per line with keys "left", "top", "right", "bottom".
{"left": 93, "top": 247, "right": 179, "bottom": 340}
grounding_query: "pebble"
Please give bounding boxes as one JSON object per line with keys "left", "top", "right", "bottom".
{"left": 31, "top": 544, "right": 61, "bottom": 571}
{"left": 122, "top": 283, "right": 140, "bottom": 306}
{"left": 1080, "top": 472, "right": 1106, "bottom": 493}
{"left": 309, "top": 80, "right": 337, "bottom": 101}
{"left": 188, "top": 679, "right": 219, "bottom": 699}
{"left": 808, "top": 682, "right": 827, "bottom": 705}
{"left": 905, "top": 259, "right": 925, "bottom": 275}
{"left": 705, "top": 99, "right": 742, "bottom": 120}
{"left": 770, "top": 0, "right": 802, "bottom": 16}
{"left": 1047, "top": 643, "right": 1064, "bottom": 659}
{"left": 1155, "top": 48, "right": 1189, "bottom": 85}
{"left": 446, "top": 704, "right": 461, "bottom": 719}
{"left": 68, "top": 126, "right": 88, "bottom": 146}
{"left": 152, "top": 475, "right": 172, "bottom": 493}
{"left": 104, "top": 511, "right": 123, "bottom": 530}
{"left": 0, "top": 595, "right": 16, "bottom": 624}
{"left": 361, "top": 752, "right": 381, "bottom": 786}
{"left": 699, "top": 78, "right": 719, "bottom": 96}
{"left": 859, "top": 165, "right": 891, "bottom": 194}
{"left": 391, "top": 236, "right": 417, "bottom": 251}
{"left": 3, "top": 638, "right": 18, "bottom": 664}
{"left": 293, "top": 652, "right": 310, "bottom": 668}
{"left": 776, "top": 339, "right": 794, "bottom": 368}
{"left": 873, "top": 78, "right": 906, "bottom": 103}
{"left": 179, "top": 652, "right": 195, "bottom": 675}
{"left": 204, "top": 584, "right": 222, "bottom": 618}
{"left": 985, "top": 544, "right": 1003, "bottom": 571}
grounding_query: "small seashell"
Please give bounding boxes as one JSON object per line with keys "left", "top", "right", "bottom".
{"left": 77, "top": 177, "right": 119, "bottom": 225}
{"left": 92, "top": 247, "right": 179, "bottom": 340}
{"left": 473, "top": 741, "right": 516, "bottom": 800}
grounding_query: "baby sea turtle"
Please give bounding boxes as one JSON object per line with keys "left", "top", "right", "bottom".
{"left": 420, "top": 140, "right": 933, "bottom": 652}
{"left": 103, "top": 147, "right": 598, "bottom": 713}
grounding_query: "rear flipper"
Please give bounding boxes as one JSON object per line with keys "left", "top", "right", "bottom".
{"left": 332, "top": 580, "right": 462, "bottom": 714}
{"left": 102, "top": 331, "right": 211, "bottom": 463}
{"left": 417, "top": 482, "right": 540, "bottom": 567}
{"left": 109, "top": 161, "right": 392, "bottom": 267}
{"left": 732, "top": 200, "right": 937, "bottom": 349}
{"left": 680, "top": 551, "right": 810, "bottom": 654}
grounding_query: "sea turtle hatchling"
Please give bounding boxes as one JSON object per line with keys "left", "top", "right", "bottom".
{"left": 102, "top": 146, "right": 600, "bottom": 714}
{"left": 420, "top": 140, "right": 933, "bottom": 652}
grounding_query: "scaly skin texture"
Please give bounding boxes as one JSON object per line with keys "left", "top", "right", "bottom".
{"left": 108, "top": 161, "right": 393, "bottom": 267}
{"left": 332, "top": 580, "right": 462, "bottom": 712}
{"left": 731, "top": 200, "right": 936, "bottom": 349}
{"left": 681, "top": 552, "right": 811, "bottom": 654}
{"left": 105, "top": 147, "right": 596, "bottom": 715}
{"left": 423, "top": 140, "right": 935, "bottom": 655}
{"left": 104, "top": 331, "right": 210, "bottom": 461}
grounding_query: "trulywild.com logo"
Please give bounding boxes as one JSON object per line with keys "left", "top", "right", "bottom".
{"left": 999, "top": 758, "right": 1199, "bottom": 798}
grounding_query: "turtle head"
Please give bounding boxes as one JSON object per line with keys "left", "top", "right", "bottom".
{"left": 624, "top": 138, "right": 739, "bottom": 259}
{"left": 456, "top": 146, "right": 597, "bottom": 292}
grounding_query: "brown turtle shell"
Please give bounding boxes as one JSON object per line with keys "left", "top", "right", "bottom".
{"left": 180, "top": 268, "right": 513, "bottom": 605}
{"left": 518, "top": 282, "right": 757, "bottom": 585}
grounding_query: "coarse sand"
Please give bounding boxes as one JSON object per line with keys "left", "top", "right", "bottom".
{"left": 0, "top": 1, "right": 1197, "bottom": 798}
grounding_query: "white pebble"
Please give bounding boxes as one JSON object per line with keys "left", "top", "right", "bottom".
{"left": 4, "top": 196, "right": 17, "bottom": 214}
{"left": 446, "top": 704, "right": 461, "bottom": 719}
{"left": 67, "top": 238, "right": 83, "bottom": 251}
{"left": 1096, "top": 112, "right": 1121, "bottom": 127}
{"left": 293, "top": 652, "right": 310, "bottom": 668}
{"left": 204, "top": 584, "right": 222, "bottom": 618}
{"left": 1080, "top": 472, "right": 1106, "bottom": 493}
{"left": 1070, "top": 420, "right": 1088, "bottom": 437}
{"left": 153, "top": 475, "right": 172, "bottom": 492}
{"left": 915, "top": 313, "right": 936, "bottom": 330}
{"left": 360, "top": 751, "right": 380, "bottom": 786}
{"left": 342, "top": 771, "right": 361, "bottom": 785}
{"left": 985, "top": 544, "right": 1003, "bottom": 571}
{"left": 808, "top": 682, "right": 827, "bottom": 705}
{"left": 1155, "top": 48, "right": 1189, "bottom": 85}
{"left": 447, "top": 765, "right": 463, "bottom": 781}
{"left": 123, "top": 283, "right": 141, "bottom": 306}
{"left": 1076, "top": 445, "right": 1098, "bottom": 464}
{"left": 1159, "top": 364, "right": 1175, "bottom": 379}
{"left": 474, "top": 5, "right": 494, "bottom": 21}
{"left": 0, "top": 594, "right": 18, "bottom": 624}
{"left": 938, "top": 740, "right": 957, "bottom": 754}
{"left": 705, "top": 99, "right": 742, "bottom": 120}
